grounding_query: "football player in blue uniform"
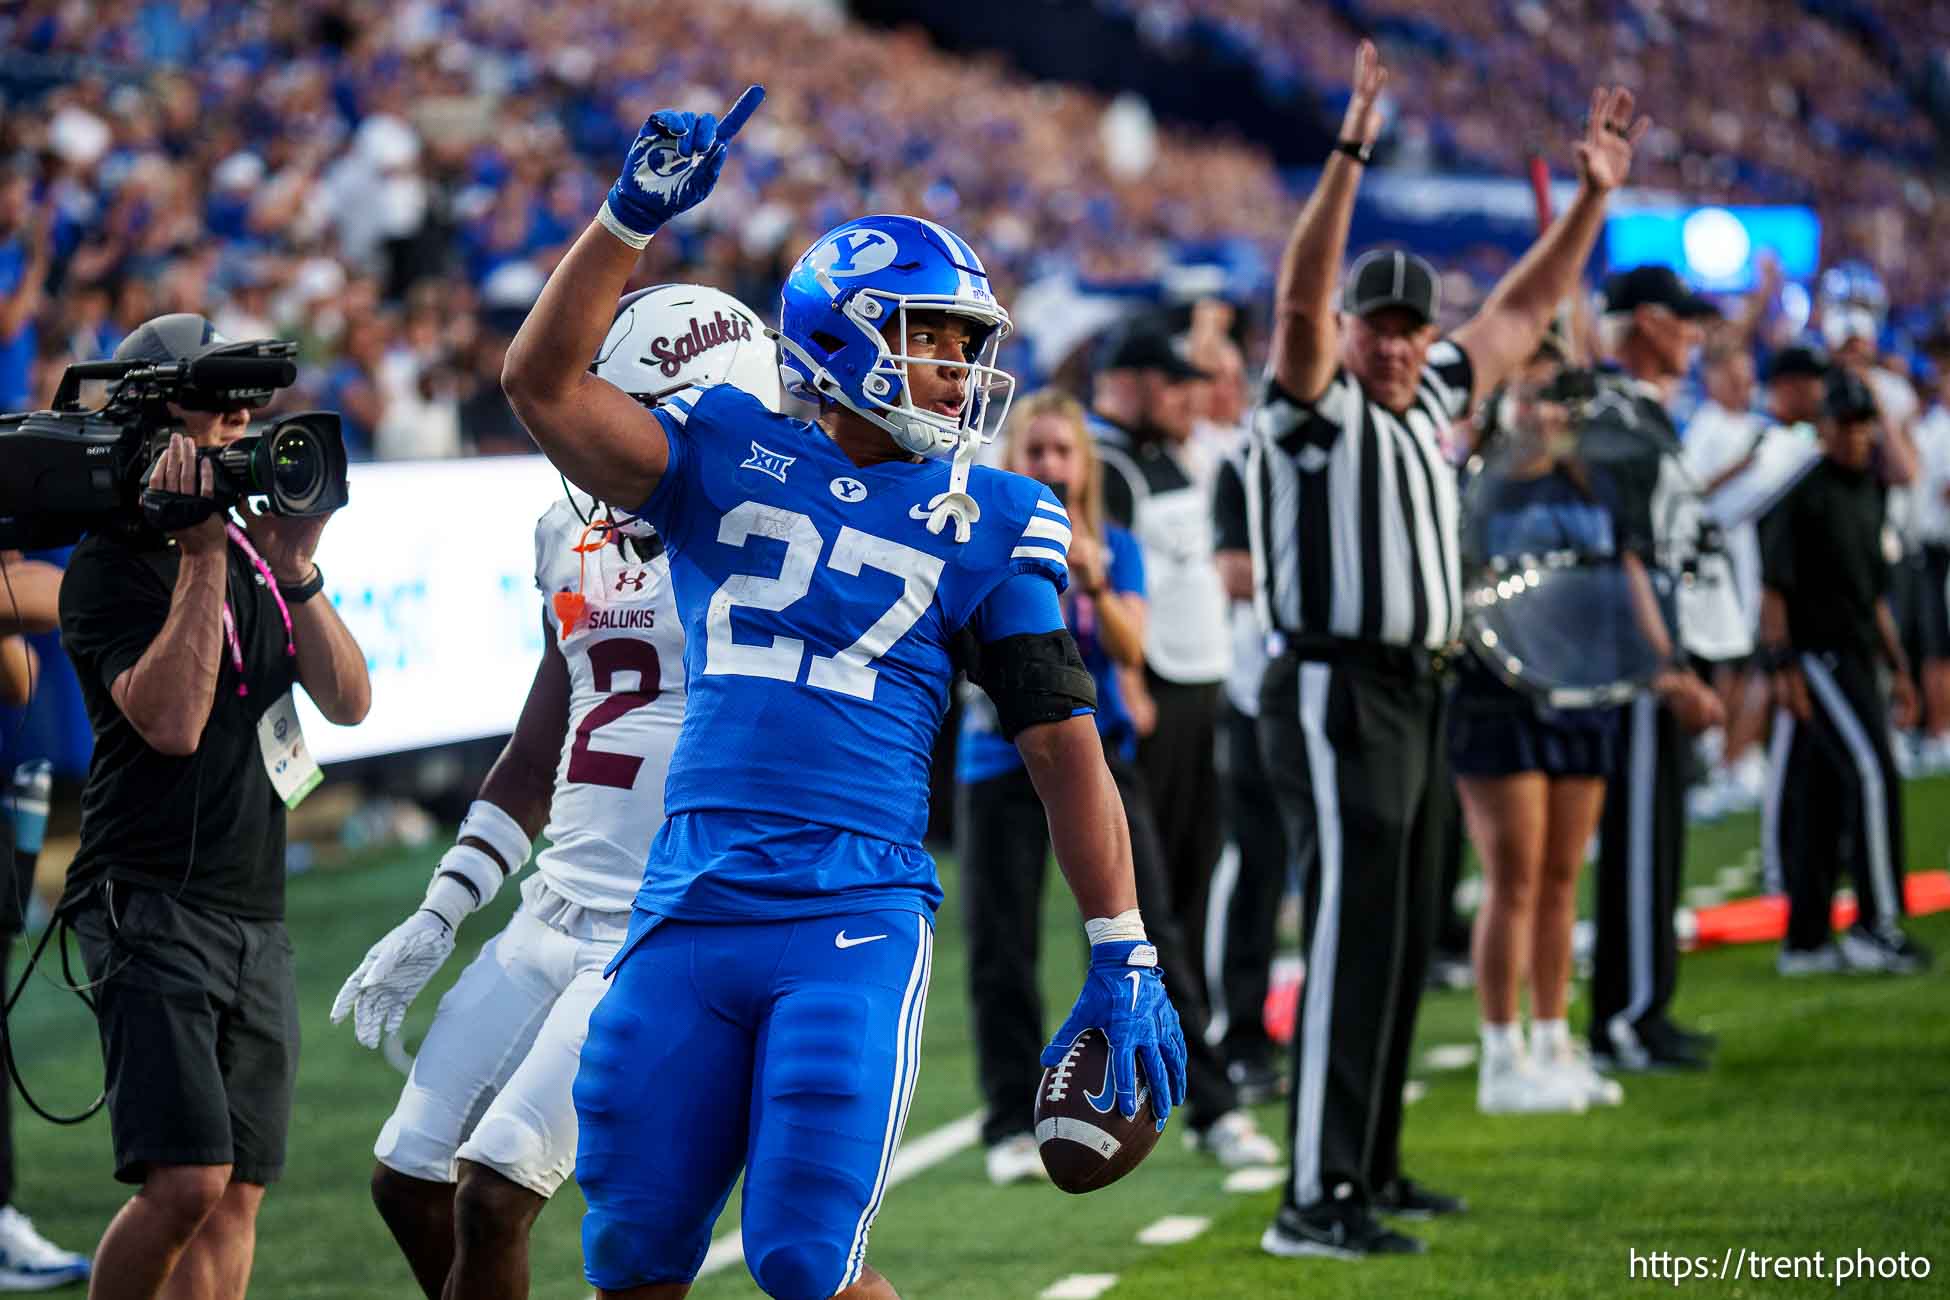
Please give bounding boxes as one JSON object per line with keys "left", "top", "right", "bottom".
{"left": 501, "top": 87, "right": 1188, "bottom": 1300}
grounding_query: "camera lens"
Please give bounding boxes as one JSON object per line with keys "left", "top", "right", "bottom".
{"left": 269, "top": 426, "right": 321, "bottom": 506}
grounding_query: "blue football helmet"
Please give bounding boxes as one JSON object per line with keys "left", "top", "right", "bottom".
{"left": 774, "top": 215, "right": 1015, "bottom": 461}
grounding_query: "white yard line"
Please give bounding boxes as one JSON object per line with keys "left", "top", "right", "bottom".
{"left": 1222, "top": 1166, "right": 1285, "bottom": 1194}
{"left": 1040, "top": 1274, "right": 1120, "bottom": 1298}
{"left": 1135, "top": 1215, "right": 1210, "bottom": 1246}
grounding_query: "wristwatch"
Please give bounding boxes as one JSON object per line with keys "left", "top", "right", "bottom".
{"left": 1334, "top": 138, "right": 1373, "bottom": 165}
{"left": 278, "top": 564, "right": 325, "bottom": 603}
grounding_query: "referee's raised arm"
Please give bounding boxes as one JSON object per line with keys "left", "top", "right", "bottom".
{"left": 1269, "top": 40, "right": 1386, "bottom": 403}
{"left": 1450, "top": 85, "right": 1650, "bottom": 418}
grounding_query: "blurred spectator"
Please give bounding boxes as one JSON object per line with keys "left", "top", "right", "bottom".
{"left": 0, "top": 172, "right": 50, "bottom": 412}
{"left": 1088, "top": 319, "right": 1231, "bottom": 995}
{"left": 954, "top": 391, "right": 1277, "bottom": 1182}
{"left": 1911, "top": 328, "right": 1950, "bottom": 766}
{"left": 1683, "top": 336, "right": 1772, "bottom": 818}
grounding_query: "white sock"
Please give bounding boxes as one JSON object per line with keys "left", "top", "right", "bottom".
{"left": 1530, "top": 1019, "right": 1571, "bottom": 1059}
{"left": 1480, "top": 1022, "right": 1522, "bottom": 1063}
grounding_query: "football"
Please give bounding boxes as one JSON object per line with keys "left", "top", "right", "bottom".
{"left": 1034, "top": 1028, "right": 1163, "bottom": 1193}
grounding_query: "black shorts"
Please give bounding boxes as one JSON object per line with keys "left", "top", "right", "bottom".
{"left": 1447, "top": 705, "right": 1617, "bottom": 779}
{"left": 1918, "top": 543, "right": 1950, "bottom": 662}
{"left": 70, "top": 883, "right": 298, "bottom": 1185}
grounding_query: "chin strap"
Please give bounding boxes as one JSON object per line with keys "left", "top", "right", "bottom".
{"left": 925, "top": 433, "right": 983, "bottom": 544}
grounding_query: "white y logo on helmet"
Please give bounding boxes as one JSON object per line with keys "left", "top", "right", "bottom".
{"left": 815, "top": 229, "right": 899, "bottom": 278}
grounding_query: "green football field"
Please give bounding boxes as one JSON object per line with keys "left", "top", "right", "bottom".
{"left": 8, "top": 778, "right": 1948, "bottom": 1299}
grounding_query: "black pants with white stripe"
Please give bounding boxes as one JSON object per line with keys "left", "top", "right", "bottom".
{"left": 1590, "top": 693, "right": 1686, "bottom": 1057}
{"left": 1764, "top": 652, "right": 1907, "bottom": 950}
{"left": 1137, "top": 670, "right": 1225, "bottom": 998}
{"left": 1258, "top": 649, "right": 1447, "bottom": 1210}
{"left": 956, "top": 756, "right": 1238, "bottom": 1147}
{"left": 1205, "top": 703, "right": 1291, "bottom": 1068}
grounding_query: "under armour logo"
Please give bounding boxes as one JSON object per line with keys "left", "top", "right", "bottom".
{"left": 740, "top": 441, "right": 796, "bottom": 484}
{"left": 830, "top": 476, "right": 867, "bottom": 502}
{"left": 615, "top": 570, "right": 648, "bottom": 593}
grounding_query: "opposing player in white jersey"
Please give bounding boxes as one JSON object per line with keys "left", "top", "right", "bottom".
{"left": 329, "top": 284, "right": 781, "bottom": 1300}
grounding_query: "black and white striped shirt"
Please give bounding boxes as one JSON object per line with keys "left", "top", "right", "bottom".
{"left": 1246, "top": 340, "right": 1474, "bottom": 650}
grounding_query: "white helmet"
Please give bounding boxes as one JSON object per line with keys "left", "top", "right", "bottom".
{"left": 577, "top": 284, "right": 780, "bottom": 542}
{"left": 592, "top": 283, "right": 782, "bottom": 413}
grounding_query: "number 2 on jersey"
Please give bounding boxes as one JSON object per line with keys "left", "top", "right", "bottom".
{"left": 704, "top": 501, "right": 943, "bottom": 701}
{"left": 566, "top": 639, "right": 661, "bottom": 789}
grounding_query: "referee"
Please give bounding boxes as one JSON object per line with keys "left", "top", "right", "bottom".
{"left": 1251, "top": 41, "right": 1650, "bottom": 1260}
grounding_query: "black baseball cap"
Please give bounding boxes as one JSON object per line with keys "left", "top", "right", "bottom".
{"left": 1823, "top": 369, "right": 1878, "bottom": 422}
{"left": 1764, "top": 343, "right": 1828, "bottom": 383}
{"left": 1601, "top": 265, "right": 1720, "bottom": 319}
{"left": 1343, "top": 249, "right": 1439, "bottom": 324}
{"left": 1095, "top": 319, "right": 1211, "bottom": 381}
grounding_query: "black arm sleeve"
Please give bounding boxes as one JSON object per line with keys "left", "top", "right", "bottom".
{"left": 962, "top": 629, "right": 1097, "bottom": 741}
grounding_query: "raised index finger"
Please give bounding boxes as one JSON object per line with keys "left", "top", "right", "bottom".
{"left": 718, "top": 85, "right": 766, "bottom": 143}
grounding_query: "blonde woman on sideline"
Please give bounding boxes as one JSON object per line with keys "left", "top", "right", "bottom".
{"left": 955, "top": 391, "right": 1276, "bottom": 1183}
{"left": 1451, "top": 356, "right": 1631, "bottom": 1115}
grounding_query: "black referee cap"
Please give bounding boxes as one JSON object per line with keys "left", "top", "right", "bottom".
{"left": 1343, "top": 249, "right": 1439, "bottom": 324}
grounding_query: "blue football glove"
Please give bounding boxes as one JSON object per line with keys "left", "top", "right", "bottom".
{"left": 1040, "top": 939, "right": 1189, "bottom": 1132}
{"left": 597, "top": 84, "right": 765, "bottom": 248}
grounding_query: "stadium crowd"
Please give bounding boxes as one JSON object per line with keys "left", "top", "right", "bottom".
{"left": 0, "top": 0, "right": 1288, "bottom": 457}
{"left": 1099, "top": 0, "right": 1950, "bottom": 325}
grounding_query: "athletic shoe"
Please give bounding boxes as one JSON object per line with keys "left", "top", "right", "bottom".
{"left": 1373, "top": 1178, "right": 1467, "bottom": 1219}
{"left": 1477, "top": 1051, "right": 1588, "bottom": 1114}
{"left": 1188, "top": 1110, "right": 1281, "bottom": 1167}
{"left": 1658, "top": 1019, "right": 1719, "bottom": 1054}
{"left": 1777, "top": 944, "right": 1843, "bottom": 976}
{"left": 983, "top": 1134, "right": 1049, "bottom": 1186}
{"left": 1534, "top": 1038, "right": 1625, "bottom": 1107}
{"left": 0, "top": 1205, "right": 90, "bottom": 1290}
{"left": 1838, "top": 924, "right": 1932, "bottom": 975}
{"left": 1920, "top": 734, "right": 1950, "bottom": 776}
{"left": 1590, "top": 1021, "right": 1711, "bottom": 1074}
{"left": 1226, "top": 1056, "right": 1287, "bottom": 1106}
{"left": 1260, "top": 1200, "right": 1426, "bottom": 1260}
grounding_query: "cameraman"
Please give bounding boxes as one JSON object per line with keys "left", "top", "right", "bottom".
{"left": 55, "top": 315, "right": 370, "bottom": 1300}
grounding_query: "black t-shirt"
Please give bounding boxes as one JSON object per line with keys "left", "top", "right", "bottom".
{"left": 58, "top": 529, "right": 299, "bottom": 919}
{"left": 1759, "top": 457, "right": 1887, "bottom": 662}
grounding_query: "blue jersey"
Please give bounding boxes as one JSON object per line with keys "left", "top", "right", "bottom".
{"left": 957, "top": 522, "right": 1145, "bottom": 783}
{"left": 635, "top": 383, "right": 1074, "bottom": 920}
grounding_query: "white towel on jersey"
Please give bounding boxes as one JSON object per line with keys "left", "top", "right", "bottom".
{"left": 531, "top": 494, "right": 687, "bottom": 912}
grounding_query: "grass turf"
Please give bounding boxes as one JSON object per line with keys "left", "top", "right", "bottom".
{"left": 6, "top": 777, "right": 1948, "bottom": 1298}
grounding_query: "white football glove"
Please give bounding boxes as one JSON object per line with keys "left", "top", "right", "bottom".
{"left": 330, "top": 910, "right": 456, "bottom": 1050}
